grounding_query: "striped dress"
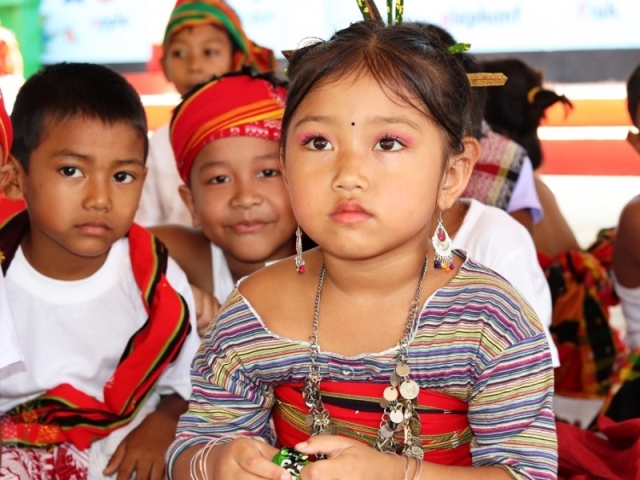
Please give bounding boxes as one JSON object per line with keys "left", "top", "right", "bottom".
{"left": 168, "top": 258, "right": 557, "bottom": 479}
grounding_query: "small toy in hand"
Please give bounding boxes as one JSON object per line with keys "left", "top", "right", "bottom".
{"left": 272, "top": 447, "right": 312, "bottom": 479}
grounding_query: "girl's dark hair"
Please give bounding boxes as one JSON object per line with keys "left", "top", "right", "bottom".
{"left": 482, "top": 58, "right": 573, "bottom": 169}
{"left": 282, "top": 21, "right": 473, "bottom": 160}
{"left": 11, "top": 62, "right": 148, "bottom": 172}
{"left": 410, "top": 22, "right": 487, "bottom": 140}
{"left": 627, "top": 63, "right": 640, "bottom": 128}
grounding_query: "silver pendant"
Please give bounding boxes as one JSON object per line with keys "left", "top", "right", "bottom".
{"left": 396, "top": 363, "right": 410, "bottom": 377}
{"left": 404, "top": 444, "right": 425, "bottom": 460}
{"left": 305, "top": 414, "right": 314, "bottom": 427}
{"left": 380, "top": 424, "right": 395, "bottom": 438}
{"left": 389, "top": 409, "right": 404, "bottom": 424}
{"left": 399, "top": 380, "right": 419, "bottom": 400}
{"left": 383, "top": 386, "right": 399, "bottom": 401}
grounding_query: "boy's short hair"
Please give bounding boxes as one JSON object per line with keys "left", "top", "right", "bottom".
{"left": 10, "top": 62, "right": 148, "bottom": 172}
{"left": 627, "top": 63, "right": 640, "bottom": 128}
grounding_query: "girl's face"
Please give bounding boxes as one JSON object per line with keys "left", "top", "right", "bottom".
{"left": 284, "top": 73, "right": 472, "bottom": 261}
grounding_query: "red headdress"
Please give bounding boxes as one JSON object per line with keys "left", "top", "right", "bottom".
{"left": 0, "top": 90, "right": 13, "bottom": 165}
{"left": 170, "top": 73, "right": 286, "bottom": 183}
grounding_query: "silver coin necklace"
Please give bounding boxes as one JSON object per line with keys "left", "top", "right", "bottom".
{"left": 302, "top": 256, "right": 428, "bottom": 460}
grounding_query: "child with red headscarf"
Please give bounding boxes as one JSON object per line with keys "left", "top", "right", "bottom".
{"left": 151, "top": 70, "right": 297, "bottom": 324}
{"left": 136, "top": 0, "right": 276, "bottom": 228}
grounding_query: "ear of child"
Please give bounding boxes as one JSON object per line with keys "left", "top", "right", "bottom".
{"left": 1, "top": 155, "right": 25, "bottom": 200}
{"left": 437, "top": 137, "right": 480, "bottom": 211}
{"left": 178, "top": 184, "right": 200, "bottom": 228}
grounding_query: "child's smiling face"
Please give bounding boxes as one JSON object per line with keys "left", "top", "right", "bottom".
{"left": 182, "top": 136, "right": 297, "bottom": 265}
{"left": 283, "top": 73, "right": 472, "bottom": 261}
{"left": 163, "top": 24, "right": 234, "bottom": 96}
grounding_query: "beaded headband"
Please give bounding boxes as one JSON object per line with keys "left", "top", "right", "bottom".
{"left": 283, "top": 0, "right": 507, "bottom": 88}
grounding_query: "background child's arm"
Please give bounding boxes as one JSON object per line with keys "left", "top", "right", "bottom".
{"left": 149, "top": 225, "right": 213, "bottom": 293}
{"left": 103, "top": 394, "right": 187, "bottom": 480}
{"left": 191, "top": 283, "right": 221, "bottom": 337}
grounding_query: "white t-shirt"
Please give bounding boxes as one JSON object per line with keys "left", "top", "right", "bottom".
{"left": 0, "top": 273, "right": 22, "bottom": 371}
{"left": 613, "top": 277, "right": 640, "bottom": 352}
{"left": 211, "top": 242, "right": 234, "bottom": 305}
{"left": 453, "top": 199, "right": 559, "bottom": 366}
{"left": 0, "top": 237, "right": 200, "bottom": 411}
{"left": 135, "top": 124, "right": 192, "bottom": 227}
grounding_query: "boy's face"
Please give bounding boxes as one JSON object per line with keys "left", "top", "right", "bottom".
{"left": 162, "top": 25, "right": 234, "bottom": 96}
{"left": 12, "top": 116, "right": 146, "bottom": 274}
{"left": 181, "top": 136, "right": 297, "bottom": 265}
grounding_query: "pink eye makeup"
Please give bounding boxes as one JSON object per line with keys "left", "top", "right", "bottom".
{"left": 295, "top": 132, "right": 324, "bottom": 145}
{"left": 376, "top": 132, "right": 414, "bottom": 147}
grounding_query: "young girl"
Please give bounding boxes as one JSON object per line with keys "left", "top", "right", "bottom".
{"left": 168, "top": 22, "right": 556, "bottom": 480}
{"left": 151, "top": 71, "right": 297, "bottom": 313}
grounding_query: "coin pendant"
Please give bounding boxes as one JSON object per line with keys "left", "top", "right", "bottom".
{"left": 396, "top": 363, "right": 410, "bottom": 377}
{"left": 305, "top": 414, "right": 315, "bottom": 427}
{"left": 390, "top": 372, "right": 401, "bottom": 387}
{"left": 409, "top": 416, "right": 422, "bottom": 436}
{"left": 399, "top": 380, "right": 419, "bottom": 400}
{"left": 405, "top": 444, "right": 425, "bottom": 460}
{"left": 389, "top": 409, "right": 404, "bottom": 424}
{"left": 379, "top": 396, "right": 390, "bottom": 409}
{"left": 383, "top": 386, "right": 399, "bottom": 401}
{"left": 380, "top": 424, "right": 394, "bottom": 438}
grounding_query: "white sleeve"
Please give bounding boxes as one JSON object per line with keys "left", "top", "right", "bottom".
{"left": 154, "top": 257, "right": 200, "bottom": 399}
{"left": 0, "top": 273, "right": 22, "bottom": 371}
{"left": 135, "top": 126, "right": 192, "bottom": 227}
{"left": 506, "top": 157, "right": 543, "bottom": 224}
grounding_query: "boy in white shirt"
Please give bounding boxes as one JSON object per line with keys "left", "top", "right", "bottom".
{"left": 0, "top": 63, "right": 199, "bottom": 480}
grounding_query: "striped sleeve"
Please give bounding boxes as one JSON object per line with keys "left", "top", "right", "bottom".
{"left": 166, "top": 292, "right": 276, "bottom": 475}
{"left": 467, "top": 315, "right": 557, "bottom": 478}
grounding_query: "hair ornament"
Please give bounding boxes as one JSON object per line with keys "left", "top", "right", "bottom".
{"left": 447, "top": 43, "right": 471, "bottom": 54}
{"left": 527, "top": 86, "right": 542, "bottom": 104}
{"left": 467, "top": 72, "right": 508, "bottom": 87}
{"left": 356, "top": 0, "right": 404, "bottom": 25}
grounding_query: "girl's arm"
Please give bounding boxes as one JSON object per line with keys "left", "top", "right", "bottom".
{"left": 166, "top": 292, "right": 286, "bottom": 479}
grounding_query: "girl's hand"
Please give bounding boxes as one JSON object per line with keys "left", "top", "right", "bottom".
{"left": 211, "top": 437, "right": 292, "bottom": 480}
{"left": 295, "top": 436, "right": 406, "bottom": 480}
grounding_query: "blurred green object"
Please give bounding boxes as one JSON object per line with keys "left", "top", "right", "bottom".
{"left": 0, "top": 0, "right": 41, "bottom": 77}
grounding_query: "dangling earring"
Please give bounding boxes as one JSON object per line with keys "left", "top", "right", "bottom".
{"left": 295, "top": 226, "right": 306, "bottom": 274}
{"left": 432, "top": 214, "right": 454, "bottom": 271}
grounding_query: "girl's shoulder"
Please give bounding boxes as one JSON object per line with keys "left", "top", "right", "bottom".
{"left": 437, "top": 255, "right": 544, "bottom": 339}
{"left": 238, "top": 249, "right": 324, "bottom": 342}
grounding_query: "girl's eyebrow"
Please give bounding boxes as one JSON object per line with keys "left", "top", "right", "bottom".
{"left": 293, "top": 115, "right": 335, "bottom": 129}
{"left": 368, "top": 115, "right": 421, "bottom": 131}
{"left": 293, "top": 115, "right": 421, "bottom": 131}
